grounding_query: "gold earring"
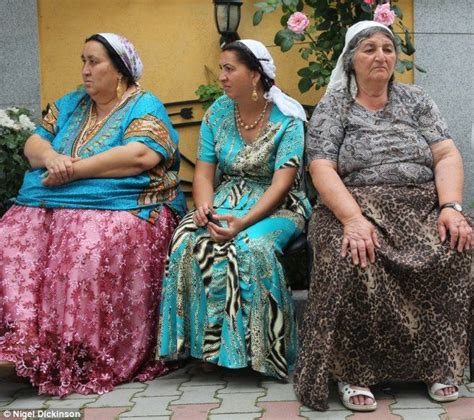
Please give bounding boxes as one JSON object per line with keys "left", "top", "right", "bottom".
{"left": 251, "top": 85, "right": 258, "bottom": 102}
{"left": 116, "top": 78, "right": 124, "bottom": 99}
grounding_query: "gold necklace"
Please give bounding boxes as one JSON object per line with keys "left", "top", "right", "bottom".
{"left": 235, "top": 100, "right": 269, "bottom": 130}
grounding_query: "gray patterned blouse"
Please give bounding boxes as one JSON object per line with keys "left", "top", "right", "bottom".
{"left": 306, "top": 83, "right": 451, "bottom": 186}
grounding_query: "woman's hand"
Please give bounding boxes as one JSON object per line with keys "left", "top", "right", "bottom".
{"left": 43, "top": 150, "right": 80, "bottom": 187}
{"left": 341, "top": 214, "right": 380, "bottom": 268}
{"left": 207, "top": 214, "right": 245, "bottom": 243}
{"left": 437, "top": 208, "right": 472, "bottom": 252}
{"left": 193, "top": 203, "right": 214, "bottom": 227}
{"left": 42, "top": 152, "right": 81, "bottom": 187}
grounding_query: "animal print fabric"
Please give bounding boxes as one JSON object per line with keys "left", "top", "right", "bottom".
{"left": 294, "top": 182, "right": 472, "bottom": 410}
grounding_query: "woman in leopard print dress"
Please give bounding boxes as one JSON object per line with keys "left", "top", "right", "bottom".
{"left": 294, "top": 21, "right": 472, "bottom": 412}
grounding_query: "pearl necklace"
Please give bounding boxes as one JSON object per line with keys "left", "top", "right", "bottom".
{"left": 235, "top": 100, "right": 269, "bottom": 130}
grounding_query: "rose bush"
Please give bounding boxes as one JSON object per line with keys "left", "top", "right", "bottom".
{"left": 253, "top": 0, "right": 424, "bottom": 93}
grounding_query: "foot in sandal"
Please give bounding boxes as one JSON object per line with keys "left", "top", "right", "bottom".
{"left": 427, "top": 383, "right": 459, "bottom": 402}
{"left": 338, "top": 382, "right": 377, "bottom": 412}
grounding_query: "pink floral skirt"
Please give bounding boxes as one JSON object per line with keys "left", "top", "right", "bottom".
{"left": 0, "top": 205, "right": 178, "bottom": 396}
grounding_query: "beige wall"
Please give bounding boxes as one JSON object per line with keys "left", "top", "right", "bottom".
{"left": 37, "top": 0, "right": 414, "bottom": 200}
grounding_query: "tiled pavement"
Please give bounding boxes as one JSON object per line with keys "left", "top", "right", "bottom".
{"left": 0, "top": 362, "right": 472, "bottom": 420}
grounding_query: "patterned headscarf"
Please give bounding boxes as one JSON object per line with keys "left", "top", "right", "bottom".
{"left": 97, "top": 33, "right": 143, "bottom": 82}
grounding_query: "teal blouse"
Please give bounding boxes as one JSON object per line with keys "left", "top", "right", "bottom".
{"left": 15, "top": 88, "right": 186, "bottom": 222}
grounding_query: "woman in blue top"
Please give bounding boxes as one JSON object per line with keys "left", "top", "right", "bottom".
{"left": 0, "top": 33, "right": 186, "bottom": 396}
{"left": 158, "top": 40, "right": 311, "bottom": 379}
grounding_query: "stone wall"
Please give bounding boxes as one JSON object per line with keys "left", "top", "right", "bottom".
{"left": 414, "top": 0, "right": 474, "bottom": 205}
{"left": 0, "top": 0, "right": 41, "bottom": 119}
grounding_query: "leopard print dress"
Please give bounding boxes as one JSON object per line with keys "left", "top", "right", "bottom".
{"left": 294, "top": 84, "right": 473, "bottom": 410}
{"left": 294, "top": 183, "right": 472, "bottom": 410}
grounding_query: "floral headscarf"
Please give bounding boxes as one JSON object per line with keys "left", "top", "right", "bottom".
{"left": 98, "top": 33, "right": 143, "bottom": 82}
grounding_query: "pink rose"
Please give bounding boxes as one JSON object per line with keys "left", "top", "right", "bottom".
{"left": 363, "top": 0, "right": 375, "bottom": 4}
{"left": 374, "top": 3, "right": 396, "bottom": 26}
{"left": 287, "top": 12, "right": 310, "bottom": 34}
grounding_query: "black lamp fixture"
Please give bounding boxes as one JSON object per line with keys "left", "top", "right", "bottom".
{"left": 213, "top": 0, "right": 243, "bottom": 47}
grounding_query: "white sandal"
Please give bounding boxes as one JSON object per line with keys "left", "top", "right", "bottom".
{"left": 427, "top": 383, "right": 459, "bottom": 402}
{"left": 338, "top": 382, "right": 377, "bottom": 412}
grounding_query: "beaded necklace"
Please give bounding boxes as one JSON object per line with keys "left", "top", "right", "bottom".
{"left": 235, "top": 100, "right": 269, "bottom": 130}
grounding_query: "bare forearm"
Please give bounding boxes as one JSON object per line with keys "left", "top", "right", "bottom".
{"left": 241, "top": 169, "right": 295, "bottom": 229}
{"left": 24, "top": 134, "right": 57, "bottom": 168}
{"left": 434, "top": 150, "right": 464, "bottom": 205}
{"left": 72, "top": 143, "right": 161, "bottom": 180}
{"left": 310, "top": 160, "right": 361, "bottom": 224}
{"left": 192, "top": 175, "right": 214, "bottom": 208}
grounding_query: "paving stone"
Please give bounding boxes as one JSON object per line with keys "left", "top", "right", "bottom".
{"left": 46, "top": 397, "right": 96, "bottom": 409}
{"left": 257, "top": 401, "right": 305, "bottom": 419}
{"left": 155, "top": 366, "right": 192, "bottom": 381}
{"left": 391, "top": 408, "right": 446, "bottom": 420}
{"left": 458, "top": 384, "right": 474, "bottom": 397}
{"left": 170, "top": 384, "right": 223, "bottom": 405}
{"left": 218, "top": 375, "right": 264, "bottom": 394}
{"left": 169, "top": 403, "right": 220, "bottom": 419}
{"left": 391, "top": 393, "right": 444, "bottom": 410}
{"left": 113, "top": 381, "right": 148, "bottom": 390}
{"left": 258, "top": 381, "right": 298, "bottom": 401}
{"left": 0, "top": 382, "right": 32, "bottom": 399}
{"left": 121, "top": 395, "right": 180, "bottom": 417}
{"left": 181, "top": 370, "right": 226, "bottom": 386}
{"left": 441, "top": 397, "right": 474, "bottom": 420}
{"left": 48, "top": 393, "right": 99, "bottom": 400}
{"left": 85, "top": 388, "right": 141, "bottom": 407}
{"left": 0, "top": 393, "right": 48, "bottom": 410}
{"left": 209, "top": 414, "right": 261, "bottom": 420}
{"left": 303, "top": 410, "right": 353, "bottom": 419}
{"left": 134, "top": 379, "right": 183, "bottom": 397}
{"left": 83, "top": 406, "right": 129, "bottom": 420}
{"left": 210, "top": 391, "right": 265, "bottom": 414}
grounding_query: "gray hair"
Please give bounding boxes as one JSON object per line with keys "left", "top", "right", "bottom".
{"left": 342, "top": 26, "right": 398, "bottom": 92}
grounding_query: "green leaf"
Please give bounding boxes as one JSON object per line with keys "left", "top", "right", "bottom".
{"left": 404, "top": 30, "right": 415, "bottom": 55}
{"left": 317, "top": 20, "right": 331, "bottom": 30}
{"left": 392, "top": 5, "right": 403, "bottom": 18}
{"left": 395, "top": 59, "right": 406, "bottom": 73}
{"left": 253, "top": 10, "right": 264, "bottom": 26}
{"left": 360, "top": 3, "right": 372, "bottom": 13}
{"left": 274, "top": 29, "right": 289, "bottom": 45}
{"left": 296, "top": 0, "right": 304, "bottom": 11}
{"left": 282, "top": 0, "right": 298, "bottom": 8}
{"left": 281, "top": 36, "right": 294, "bottom": 52}
{"left": 298, "top": 77, "right": 313, "bottom": 93}
{"left": 297, "top": 67, "right": 312, "bottom": 77}
{"left": 280, "top": 12, "right": 290, "bottom": 26}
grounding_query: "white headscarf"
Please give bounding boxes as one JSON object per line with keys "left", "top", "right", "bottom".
{"left": 98, "top": 33, "right": 144, "bottom": 82}
{"left": 327, "top": 21, "right": 394, "bottom": 92}
{"left": 237, "top": 39, "right": 307, "bottom": 122}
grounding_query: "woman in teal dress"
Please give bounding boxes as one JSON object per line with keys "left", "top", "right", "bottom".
{"left": 158, "top": 40, "right": 311, "bottom": 379}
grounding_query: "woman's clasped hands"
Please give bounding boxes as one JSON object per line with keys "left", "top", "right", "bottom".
{"left": 42, "top": 150, "right": 81, "bottom": 187}
{"left": 193, "top": 203, "right": 245, "bottom": 242}
{"left": 341, "top": 214, "right": 381, "bottom": 268}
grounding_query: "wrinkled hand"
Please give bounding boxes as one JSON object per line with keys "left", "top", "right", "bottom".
{"left": 341, "top": 214, "right": 380, "bottom": 268}
{"left": 437, "top": 208, "right": 472, "bottom": 252}
{"left": 42, "top": 151, "right": 81, "bottom": 187}
{"left": 193, "top": 203, "right": 214, "bottom": 227}
{"left": 207, "top": 214, "right": 245, "bottom": 243}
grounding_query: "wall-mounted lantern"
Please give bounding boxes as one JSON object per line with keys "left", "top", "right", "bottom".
{"left": 213, "top": 0, "right": 243, "bottom": 47}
